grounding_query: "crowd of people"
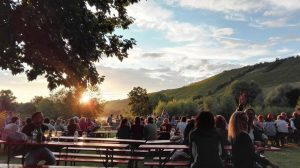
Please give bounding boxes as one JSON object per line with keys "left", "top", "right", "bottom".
{"left": 1, "top": 107, "right": 300, "bottom": 167}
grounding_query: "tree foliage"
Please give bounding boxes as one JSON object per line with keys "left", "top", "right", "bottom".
{"left": 128, "top": 86, "right": 149, "bottom": 116}
{"left": 265, "top": 84, "right": 300, "bottom": 107}
{"left": 148, "top": 93, "right": 172, "bottom": 113}
{"left": 154, "top": 99, "right": 199, "bottom": 117}
{"left": 0, "top": 90, "right": 17, "bottom": 111}
{"left": 225, "top": 80, "right": 262, "bottom": 106}
{"left": 0, "top": 0, "right": 139, "bottom": 90}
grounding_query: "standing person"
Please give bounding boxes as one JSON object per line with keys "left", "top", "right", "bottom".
{"left": 131, "top": 117, "right": 144, "bottom": 140}
{"left": 183, "top": 119, "right": 195, "bottom": 145}
{"left": 107, "top": 114, "right": 113, "bottom": 126}
{"left": 228, "top": 111, "right": 278, "bottom": 168}
{"left": 117, "top": 118, "right": 131, "bottom": 139}
{"left": 275, "top": 115, "right": 289, "bottom": 147}
{"left": 21, "top": 112, "right": 56, "bottom": 166}
{"left": 143, "top": 117, "right": 157, "bottom": 140}
{"left": 176, "top": 116, "right": 187, "bottom": 138}
{"left": 189, "top": 112, "right": 224, "bottom": 168}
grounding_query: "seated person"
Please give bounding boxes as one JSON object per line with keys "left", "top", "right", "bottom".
{"left": 22, "top": 112, "right": 56, "bottom": 166}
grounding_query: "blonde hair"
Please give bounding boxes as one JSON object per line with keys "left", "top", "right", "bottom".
{"left": 228, "top": 111, "right": 248, "bottom": 142}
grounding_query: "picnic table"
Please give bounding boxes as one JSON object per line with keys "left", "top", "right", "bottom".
{"left": 0, "top": 140, "right": 128, "bottom": 167}
{"left": 145, "top": 140, "right": 173, "bottom": 144}
{"left": 52, "top": 136, "right": 146, "bottom": 145}
{"left": 139, "top": 144, "right": 189, "bottom": 168}
{"left": 92, "top": 130, "right": 118, "bottom": 138}
{"left": 223, "top": 145, "right": 281, "bottom": 152}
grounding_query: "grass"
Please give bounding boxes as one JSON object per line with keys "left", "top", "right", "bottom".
{"left": 0, "top": 143, "right": 299, "bottom": 167}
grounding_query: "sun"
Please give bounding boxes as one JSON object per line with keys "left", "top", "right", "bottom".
{"left": 80, "top": 94, "right": 91, "bottom": 104}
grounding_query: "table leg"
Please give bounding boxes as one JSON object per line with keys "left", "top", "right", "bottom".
{"left": 6, "top": 144, "right": 10, "bottom": 165}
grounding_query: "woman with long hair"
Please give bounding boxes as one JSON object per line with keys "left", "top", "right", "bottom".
{"left": 117, "top": 118, "right": 131, "bottom": 139}
{"left": 189, "top": 111, "right": 224, "bottom": 168}
{"left": 228, "top": 111, "right": 278, "bottom": 168}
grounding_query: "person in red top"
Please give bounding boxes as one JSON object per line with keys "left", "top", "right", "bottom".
{"left": 79, "top": 117, "right": 88, "bottom": 132}
{"left": 159, "top": 118, "right": 172, "bottom": 140}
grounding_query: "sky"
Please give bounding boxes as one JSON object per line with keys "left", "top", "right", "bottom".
{"left": 1, "top": 0, "right": 300, "bottom": 102}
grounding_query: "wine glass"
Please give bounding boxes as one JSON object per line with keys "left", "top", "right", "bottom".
{"left": 56, "top": 131, "right": 62, "bottom": 142}
{"left": 51, "top": 131, "right": 56, "bottom": 141}
{"left": 82, "top": 132, "right": 87, "bottom": 139}
{"left": 44, "top": 130, "right": 49, "bottom": 141}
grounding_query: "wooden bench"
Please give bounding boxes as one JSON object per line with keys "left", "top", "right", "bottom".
{"left": 52, "top": 152, "right": 144, "bottom": 161}
{"left": 0, "top": 164, "right": 116, "bottom": 168}
{"left": 144, "top": 161, "right": 190, "bottom": 167}
{"left": 63, "top": 147, "right": 149, "bottom": 154}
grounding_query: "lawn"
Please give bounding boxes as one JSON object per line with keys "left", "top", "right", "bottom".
{"left": 0, "top": 143, "right": 299, "bottom": 167}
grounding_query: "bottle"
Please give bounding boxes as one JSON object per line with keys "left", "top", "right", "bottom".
{"left": 32, "top": 129, "right": 38, "bottom": 142}
{"left": 74, "top": 131, "right": 78, "bottom": 142}
{"left": 36, "top": 127, "right": 43, "bottom": 143}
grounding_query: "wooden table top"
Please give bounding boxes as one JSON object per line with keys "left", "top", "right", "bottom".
{"left": 139, "top": 144, "right": 189, "bottom": 150}
{"left": 0, "top": 140, "right": 128, "bottom": 149}
{"left": 224, "top": 145, "right": 281, "bottom": 151}
{"left": 0, "top": 164, "right": 111, "bottom": 168}
{"left": 52, "top": 136, "right": 146, "bottom": 144}
{"left": 145, "top": 140, "right": 173, "bottom": 144}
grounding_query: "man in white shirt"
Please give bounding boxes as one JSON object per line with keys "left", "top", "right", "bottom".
{"left": 176, "top": 116, "right": 187, "bottom": 137}
{"left": 275, "top": 115, "right": 289, "bottom": 147}
{"left": 2, "top": 116, "right": 19, "bottom": 140}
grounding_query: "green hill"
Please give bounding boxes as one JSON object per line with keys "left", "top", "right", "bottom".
{"left": 104, "top": 56, "right": 300, "bottom": 114}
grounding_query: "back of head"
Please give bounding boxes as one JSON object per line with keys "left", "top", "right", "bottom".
{"left": 196, "top": 111, "right": 215, "bottom": 130}
{"left": 44, "top": 118, "right": 50, "bottom": 124}
{"left": 181, "top": 116, "right": 187, "bottom": 122}
{"left": 135, "top": 117, "right": 140, "bottom": 125}
{"left": 228, "top": 111, "right": 248, "bottom": 142}
{"left": 148, "top": 117, "right": 153, "bottom": 124}
{"left": 120, "top": 118, "right": 128, "bottom": 128}
{"left": 215, "top": 115, "right": 227, "bottom": 130}
{"left": 11, "top": 116, "right": 19, "bottom": 124}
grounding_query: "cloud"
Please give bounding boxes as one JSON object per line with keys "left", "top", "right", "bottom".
{"left": 142, "top": 53, "right": 164, "bottom": 58}
{"left": 225, "top": 13, "right": 247, "bottom": 21}
{"left": 164, "top": 0, "right": 265, "bottom": 13}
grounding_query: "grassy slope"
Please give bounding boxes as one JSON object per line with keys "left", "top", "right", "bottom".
{"left": 104, "top": 56, "right": 300, "bottom": 114}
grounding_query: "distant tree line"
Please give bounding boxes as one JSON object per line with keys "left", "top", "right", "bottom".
{"left": 0, "top": 89, "right": 103, "bottom": 119}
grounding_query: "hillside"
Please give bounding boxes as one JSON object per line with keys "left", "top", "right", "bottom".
{"left": 104, "top": 56, "right": 300, "bottom": 114}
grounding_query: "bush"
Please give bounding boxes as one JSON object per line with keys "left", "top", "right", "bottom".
{"left": 154, "top": 99, "right": 199, "bottom": 117}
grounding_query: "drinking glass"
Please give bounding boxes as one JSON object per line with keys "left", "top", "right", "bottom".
{"left": 44, "top": 130, "right": 49, "bottom": 141}
{"left": 51, "top": 131, "right": 56, "bottom": 141}
{"left": 82, "top": 132, "right": 87, "bottom": 139}
{"left": 56, "top": 131, "right": 62, "bottom": 142}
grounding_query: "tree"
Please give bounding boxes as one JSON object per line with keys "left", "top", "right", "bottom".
{"left": 128, "top": 87, "right": 149, "bottom": 116}
{"left": 225, "top": 80, "right": 262, "bottom": 107}
{"left": 265, "top": 84, "right": 300, "bottom": 107}
{"left": 0, "top": 0, "right": 139, "bottom": 90}
{"left": 148, "top": 93, "right": 171, "bottom": 113}
{"left": 0, "top": 90, "right": 17, "bottom": 111}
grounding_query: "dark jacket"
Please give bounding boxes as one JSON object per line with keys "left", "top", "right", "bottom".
{"left": 189, "top": 128, "right": 224, "bottom": 168}
{"left": 131, "top": 124, "right": 144, "bottom": 140}
{"left": 117, "top": 126, "right": 131, "bottom": 139}
{"left": 232, "top": 132, "right": 270, "bottom": 168}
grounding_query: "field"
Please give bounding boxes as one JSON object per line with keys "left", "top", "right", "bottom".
{"left": 0, "top": 143, "right": 299, "bottom": 168}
